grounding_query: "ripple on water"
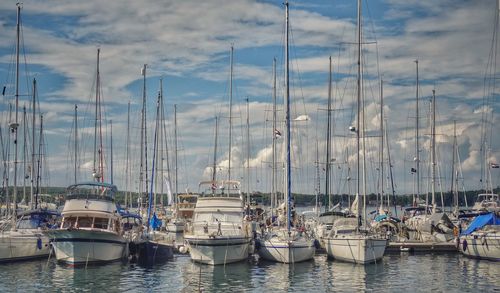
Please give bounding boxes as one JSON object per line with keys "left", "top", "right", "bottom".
{"left": 0, "top": 253, "right": 498, "bottom": 292}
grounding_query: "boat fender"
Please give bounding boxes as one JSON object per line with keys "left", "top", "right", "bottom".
{"left": 462, "top": 239, "right": 467, "bottom": 252}
{"left": 37, "top": 238, "right": 42, "bottom": 250}
{"left": 314, "top": 239, "right": 321, "bottom": 249}
{"left": 179, "top": 246, "right": 188, "bottom": 254}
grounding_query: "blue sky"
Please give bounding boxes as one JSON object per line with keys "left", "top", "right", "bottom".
{"left": 0, "top": 0, "right": 499, "bottom": 198}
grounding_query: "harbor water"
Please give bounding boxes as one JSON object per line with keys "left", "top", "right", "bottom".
{"left": 0, "top": 252, "right": 497, "bottom": 292}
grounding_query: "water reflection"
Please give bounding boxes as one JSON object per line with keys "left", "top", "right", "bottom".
{"left": 181, "top": 257, "right": 253, "bottom": 292}
{"left": 256, "top": 258, "right": 317, "bottom": 291}
{"left": 0, "top": 252, "right": 498, "bottom": 292}
{"left": 50, "top": 260, "right": 125, "bottom": 291}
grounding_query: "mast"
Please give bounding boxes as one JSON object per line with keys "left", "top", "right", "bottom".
{"left": 228, "top": 46, "right": 234, "bottom": 181}
{"left": 451, "top": 120, "right": 458, "bottom": 214}
{"left": 125, "top": 101, "right": 130, "bottom": 207}
{"left": 174, "top": 104, "right": 178, "bottom": 203}
{"left": 35, "top": 114, "right": 43, "bottom": 209}
{"left": 31, "top": 79, "right": 36, "bottom": 208}
{"left": 431, "top": 90, "right": 436, "bottom": 213}
{"left": 414, "top": 59, "right": 420, "bottom": 206}
{"left": 380, "top": 79, "right": 384, "bottom": 210}
{"left": 74, "top": 104, "right": 78, "bottom": 184}
{"left": 11, "top": 3, "right": 22, "bottom": 223}
{"left": 246, "top": 98, "right": 251, "bottom": 205}
{"left": 355, "top": 0, "right": 362, "bottom": 225}
{"left": 92, "top": 48, "right": 104, "bottom": 183}
{"left": 22, "top": 106, "right": 26, "bottom": 205}
{"left": 212, "top": 116, "right": 219, "bottom": 185}
{"left": 139, "top": 64, "right": 148, "bottom": 210}
{"left": 284, "top": 0, "right": 292, "bottom": 233}
{"left": 271, "top": 58, "right": 277, "bottom": 216}
{"left": 147, "top": 98, "right": 160, "bottom": 233}
{"left": 315, "top": 139, "right": 320, "bottom": 216}
{"left": 385, "top": 119, "right": 397, "bottom": 216}
{"left": 110, "top": 120, "right": 113, "bottom": 185}
{"left": 325, "top": 56, "right": 333, "bottom": 212}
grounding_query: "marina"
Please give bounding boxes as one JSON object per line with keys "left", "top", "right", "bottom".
{"left": 0, "top": 0, "right": 500, "bottom": 291}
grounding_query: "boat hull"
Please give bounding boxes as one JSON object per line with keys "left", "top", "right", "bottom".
{"left": 48, "top": 229, "right": 127, "bottom": 265}
{"left": 460, "top": 233, "right": 500, "bottom": 261}
{"left": 137, "top": 240, "right": 174, "bottom": 264}
{"left": 184, "top": 235, "right": 251, "bottom": 265}
{"left": 258, "top": 238, "right": 315, "bottom": 263}
{"left": 0, "top": 230, "right": 51, "bottom": 262}
{"left": 324, "top": 235, "right": 387, "bottom": 264}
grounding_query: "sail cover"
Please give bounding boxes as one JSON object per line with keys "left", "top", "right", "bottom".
{"left": 461, "top": 213, "right": 500, "bottom": 235}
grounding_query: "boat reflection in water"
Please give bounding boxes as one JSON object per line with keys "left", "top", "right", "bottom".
{"left": 181, "top": 257, "right": 253, "bottom": 292}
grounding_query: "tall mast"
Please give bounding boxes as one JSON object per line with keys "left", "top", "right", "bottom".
{"left": 451, "top": 120, "right": 458, "bottom": 214}
{"left": 380, "top": 79, "right": 384, "bottom": 209}
{"left": 431, "top": 90, "right": 436, "bottom": 213}
{"left": 11, "top": 3, "right": 22, "bottom": 222}
{"left": 22, "top": 106, "right": 26, "bottom": 205}
{"left": 228, "top": 46, "right": 234, "bottom": 182}
{"left": 355, "top": 0, "right": 362, "bottom": 224}
{"left": 246, "top": 98, "right": 251, "bottom": 204}
{"left": 158, "top": 79, "right": 165, "bottom": 207}
{"left": 174, "top": 104, "right": 178, "bottom": 202}
{"left": 31, "top": 79, "right": 36, "bottom": 208}
{"left": 74, "top": 104, "right": 78, "bottom": 184}
{"left": 414, "top": 59, "right": 420, "bottom": 206}
{"left": 212, "top": 116, "right": 219, "bottom": 186}
{"left": 35, "top": 114, "right": 43, "bottom": 209}
{"left": 315, "top": 139, "right": 320, "bottom": 216}
{"left": 143, "top": 64, "right": 149, "bottom": 210}
{"left": 284, "top": 0, "right": 292, "bottom": 233}
{"left": 271, "top": 58, "right": 277, "bottom": 215}
{"left": 385, "top": 119, "right": 397, "bottom": 216}
{"left": 92, "top": 48, "right": 104, "bottom": 182}
{"left": 110, "top": 120, "right": 113, "bottom": 185}
{"left": 125, "top": 101, "right": 130, "bottom": 207}
{"left": 325, "top": 56, "right": 332, "bottom": 212}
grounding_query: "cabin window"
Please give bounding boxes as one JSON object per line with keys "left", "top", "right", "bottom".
{"left": 77, "top": 217, "right": 93, "bottom": 228}
{"left": 93, "top": 217, "right": 109, "bottom": 229}
{"left": 62, "top": 217, "right": 77, "bottom": 229}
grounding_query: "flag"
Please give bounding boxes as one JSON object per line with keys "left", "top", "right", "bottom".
{"left": 491, "top": 163, "right": 499, "bottom": 169}
{"left": 274, "top": 129, "right": 281, "bottom": 138}
{"left": 410, "top": 167, "right": 417, "bottom": 173}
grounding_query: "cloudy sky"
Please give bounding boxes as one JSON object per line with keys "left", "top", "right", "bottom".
{"left": 0, "top": 0, "right": 499, "bottom": 199}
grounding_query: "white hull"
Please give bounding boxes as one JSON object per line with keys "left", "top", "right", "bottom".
{"left": 48, "top": 229, "right": 127, "bottom": 265}
{"left": 460, "top": 232, "right": 500, "bottom": 261}
{"left": 258, "top": 236, "right": 315, "bottom": 263}
{"left": 324, "top": 235, "right": 387, "bottom": 264}
{"left": 0, "top": 230, "right": 51, "bottom": 261}
{"left": 185, "top": 235, "right": 251, "bottom": 265}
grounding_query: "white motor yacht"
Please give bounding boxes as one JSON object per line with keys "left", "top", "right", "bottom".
{"left": 184, "top": 181, "right": 252, "bottom": 265}
{"left": 45, "top": 182, "right": 128, "bottom": 265}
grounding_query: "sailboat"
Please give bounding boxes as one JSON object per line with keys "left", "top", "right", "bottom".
{"left": 322, "top": 0, "right": 387, "bottom": 264}
{"left": 0, "top": 4, "right": 60, "bottom": 262}
{"left": 257, "top": 1, "right": 316, "bottom": 264}
{"left": 46, "top": 49, "right": 128, "bottom": 265}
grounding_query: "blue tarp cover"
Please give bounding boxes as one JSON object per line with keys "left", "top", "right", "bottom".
{"left": 462, "top": 213, "right": 500, "bottom": 235}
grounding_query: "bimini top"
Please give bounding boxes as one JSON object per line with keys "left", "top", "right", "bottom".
{"left": 66, "top": 182, "right": 118, "bottom": 200}
{"left": 462, "top": 212, "right": 500, "bottom": 235}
